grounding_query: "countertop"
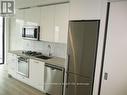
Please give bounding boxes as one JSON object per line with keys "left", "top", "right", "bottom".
{"left": 9, "top": 50, "right": 66, "bottom": 68}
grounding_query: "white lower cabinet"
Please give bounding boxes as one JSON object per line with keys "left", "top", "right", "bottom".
{"left": 29, "top": 59, "right": 45, "bottom": 91}
{"left": 7, "top": 53, "right": 45, "bottom": 92}
{"left": 16, "top": 74, "right": 30, "bottom": 84}
{"left": 7, "top": 53, "right": 18, "bottom": 78}
{"left": 16, "top": 59, "right": 45, "bottom": 91}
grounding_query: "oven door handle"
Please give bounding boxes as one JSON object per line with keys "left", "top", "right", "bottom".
{"left": 18, "top": 59, "right": 29, "bottom": 63}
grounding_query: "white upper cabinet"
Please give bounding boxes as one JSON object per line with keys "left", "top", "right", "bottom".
{"left": 16, "top": 9, "right": 25, "bottom": 20}
{"left": 11, "top": 3, "right": 69, "bottom": 44}
{"left": 40, "top": 3, "right": 69, "bottom": 43}
{"left": 54, "top": 3, "right": 69, "bottom": 43}
{"left": 40, "top": 5, "right": 55, "bottom": 42}
{"left": 10, "top": 10, "right": 24, "bottom": 50}
{"left": 24, "top": 7, "right": 41, "bottom": 26}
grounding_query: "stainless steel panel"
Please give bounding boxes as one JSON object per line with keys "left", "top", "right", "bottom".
{"left": 44, "top": 64, "right": 64, "bottom": 95}
{"left": 65, "top": 73, "right": 92, "bottom": 95}
{"left": 67, "top": 21, "right": 99, "bottom": 79}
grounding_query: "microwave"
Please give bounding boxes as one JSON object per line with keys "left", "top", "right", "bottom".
{"left": 22, "top": 26, "right": 40, "bottom": 40}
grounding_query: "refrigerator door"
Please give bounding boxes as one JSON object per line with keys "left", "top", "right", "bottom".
{"left": 67, "top": 20, "right": 99, "bottom": 79}
{"left": 65, "top": 73, "right": 92, "bottom": 95}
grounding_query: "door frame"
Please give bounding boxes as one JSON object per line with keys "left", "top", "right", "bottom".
{"left": 98, "top": 1, "right": 127, "bottom": 95}
{"left": 0, "top": 17, "right": 5, "bottom": 64}
{"left": 98, "top": 2, "right": 110, "bottom": 95}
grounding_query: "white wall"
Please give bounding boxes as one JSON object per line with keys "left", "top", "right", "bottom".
{"left": 100, "top": 1, "right": 127, "bottom": 95}
{"left": 69, "top": 0, "right": 102, "bottom": 20}
{"left": 93, "top": 0, "right": 127, "bottom": 95}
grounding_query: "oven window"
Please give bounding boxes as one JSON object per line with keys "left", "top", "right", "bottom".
{"left": 18, "top": 60, "right": 29, "bottom": 78}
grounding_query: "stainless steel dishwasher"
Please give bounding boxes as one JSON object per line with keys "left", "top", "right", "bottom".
{"left": 44, "top": 63, "right": 64, "bottom": 95}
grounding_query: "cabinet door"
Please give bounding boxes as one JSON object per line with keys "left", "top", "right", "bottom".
{"left": 16, "top": 10, "right": 24, "bottom": 20}
{"left": 40, "top": 4, "right": 69, "bottom": 43}
{"left": 24, "top": 7, "right": 41, "bottom": 25}
{"left": 29, "top": 59, "right": 45, "bottom": 91}
{"left": 40, "top": 6, "right": 55, "bottom": 42}
{"left": 7, "top": 53, "right": 18, "bottom": 78}
{"left": 16, "top": 73, "right": 30, "bottom": 84}
{"left": 10, "top": 10, "right": 24, "bottom": 50}
{"left": 15, "top": 10, "right": 24, "bottom": 50}
{"left": 54, "top": 3, "right": 69, "bottom": 43}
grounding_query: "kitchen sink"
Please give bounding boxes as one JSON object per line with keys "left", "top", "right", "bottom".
{"left": 35, "top": 55, "right": 52, "bottom": 60}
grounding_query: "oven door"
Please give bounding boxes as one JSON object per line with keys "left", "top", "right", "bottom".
{"left": 17, "top": 57, "right": 29, "bottom": 78}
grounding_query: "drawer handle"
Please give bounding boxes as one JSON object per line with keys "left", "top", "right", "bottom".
{"left": 34, "top": 61, "right": 39, "bottom": 64}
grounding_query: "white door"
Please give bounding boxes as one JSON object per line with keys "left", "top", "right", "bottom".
{"left": 100, "top": 1, "right": 127, "bottom": 95}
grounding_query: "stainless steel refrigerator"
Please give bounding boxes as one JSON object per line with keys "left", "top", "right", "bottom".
{"left": 65, "top": 20, "right": 100, "bottom": 95}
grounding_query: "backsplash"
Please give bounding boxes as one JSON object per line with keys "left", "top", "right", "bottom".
{"left": 21, "top": 40, "right": 67, "bottom": 58}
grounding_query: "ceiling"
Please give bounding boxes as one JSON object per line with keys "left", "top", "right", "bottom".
{"left": 15, "top": 0, "right": 69, "bottom": 8}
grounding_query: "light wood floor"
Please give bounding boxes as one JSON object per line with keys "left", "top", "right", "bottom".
{"left": 0, "top": 65, "right": 45, "bottom": 95}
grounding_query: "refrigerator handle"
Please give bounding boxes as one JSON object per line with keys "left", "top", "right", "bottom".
{"left": 66, "top": 73, "right": 69, "bottom": 88}
{"left": 67, "top": 54, "right": 70, "bottom": 72}
{"left": 66, "top": 54, "right": 70, "bottom": 88}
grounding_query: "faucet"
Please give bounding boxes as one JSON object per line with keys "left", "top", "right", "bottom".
{"left": 48, "top": 45, "right": 52, "bottom": 57}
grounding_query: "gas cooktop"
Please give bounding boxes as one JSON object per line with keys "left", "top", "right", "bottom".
{"left": 22, "top": 51, "right": 42, "bottom": 56}
{"left": 22, "top": 51, "right": 52, "bottom": 60}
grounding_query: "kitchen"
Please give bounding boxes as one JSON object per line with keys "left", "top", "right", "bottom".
{"left": 1, "top": 0, "right": 127, "bottom": 95}
{"left": 7, "top": 1, "right": 69, "bottom": 95}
